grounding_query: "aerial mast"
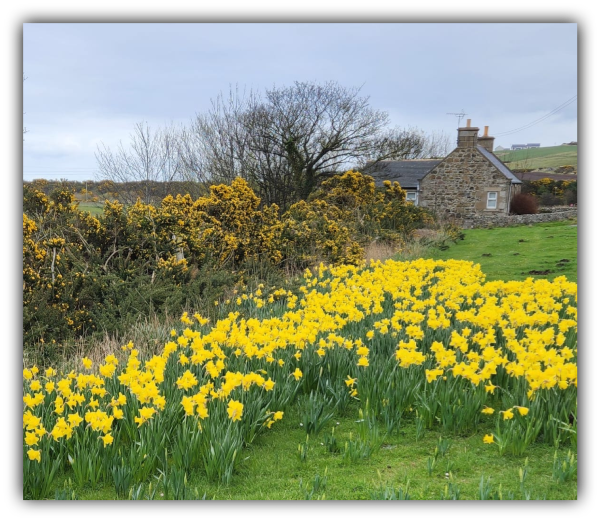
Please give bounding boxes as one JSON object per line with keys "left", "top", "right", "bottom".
{"left": 447, "top": 110, "right": 467, "bottom": 144}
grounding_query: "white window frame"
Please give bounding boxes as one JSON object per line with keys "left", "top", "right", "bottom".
{"left": 487, "top": 191, "right": 498, "bottom": 209}
{"left": 406, "top": 191, "right": 417, "bottom": 203}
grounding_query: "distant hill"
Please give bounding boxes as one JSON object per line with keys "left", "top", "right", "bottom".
{"left": 494, "top": 145, "right": 577, "bottom": 172}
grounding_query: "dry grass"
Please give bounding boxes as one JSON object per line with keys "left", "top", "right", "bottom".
{"left": 364, "top": 241, "right": 400, "bottom": 264}
{"left": 43, "top": 312, "right": 180, "bottom": 373}
{"left": 364, "top": 227, "right": 462, "bottom": 265}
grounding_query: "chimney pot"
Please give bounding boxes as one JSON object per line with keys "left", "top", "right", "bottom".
{"left": 466, "top": 119, "right": 472, "bottom": 127}
{"left": 478, "top": 127, "right": 495, "bottom": 152}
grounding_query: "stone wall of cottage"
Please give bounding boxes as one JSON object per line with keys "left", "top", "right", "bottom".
{"left": 419, "top": 148, "right": 518, "bottom": 221}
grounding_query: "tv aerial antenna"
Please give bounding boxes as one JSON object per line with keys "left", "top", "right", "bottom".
{"left": 447, "top": 110, "right": 467, "bottom": 128}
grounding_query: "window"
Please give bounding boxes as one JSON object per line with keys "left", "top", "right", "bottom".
{"left": 487, "top": 191, "right": 498, "bottom": 209}
{"left": 406, "top": 191, "right": 417, "bottom": 203}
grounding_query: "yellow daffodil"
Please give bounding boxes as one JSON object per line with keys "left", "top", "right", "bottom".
{"left": 425, "top": 369, "right": 444, "bottom": 383}
{"left": 24, "top": 431, "right": 39, "bottom": 446}
{"left": 356, "top": 346, "right": 369, "bottom": 357}
{"left": 68, "top": 413, "right": 83, "bottom": 427}
{"left": 227, "top": 399, "right": 244, "bottom": 422}
{"left": 176, "top": 370, "right": 198, "bottom": 391}
{"left": 27, "top": 448, "right": 41, "bottom": 462}
{"left": 485, "top": 382, "right": 498, "bottom": 394}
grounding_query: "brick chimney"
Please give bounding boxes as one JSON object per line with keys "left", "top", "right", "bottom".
{"left": 477, "top": 125, "right": 495, "bottom": 152}
{"left": 457, "top": 119, "right": 479, "bottom": 148}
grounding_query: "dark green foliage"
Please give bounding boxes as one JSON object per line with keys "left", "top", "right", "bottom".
{"left": 564, "top": 181, "right": 577, "bottom": 205}
{"left": 520, "top": 179, "right": 577, "bottom": 207}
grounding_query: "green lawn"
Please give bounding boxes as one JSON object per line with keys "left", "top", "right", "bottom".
{"left": 76, "top": 201, "right": 105, "bottom": 216}
{"left": 429, "top": 220, "right": 578, "bottom": 283}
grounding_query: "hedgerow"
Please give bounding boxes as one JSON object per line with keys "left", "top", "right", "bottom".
{"left": 23, "top": 171, "right": 433, "bottom": 362}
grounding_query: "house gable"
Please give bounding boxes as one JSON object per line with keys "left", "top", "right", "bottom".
{"left": 418, "top": 123, "right": 521, "bottom": 221}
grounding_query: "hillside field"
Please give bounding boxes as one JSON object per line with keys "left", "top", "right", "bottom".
{"left": 494, "top": 145, "right": 577, "bottom": 171}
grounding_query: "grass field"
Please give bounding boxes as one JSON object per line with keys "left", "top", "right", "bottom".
{"left": 427, "top": 220, "right": 578, "bottom": 283}
{"left": 75, "top": 201, "right": 105, "bottom": 216}
{"left": 494, "top": 145, "right": 577, "bottom": 171}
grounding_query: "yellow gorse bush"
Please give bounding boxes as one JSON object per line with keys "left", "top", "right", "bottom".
{"left": 24, "top": 172, "right": 434, "bottom": 351}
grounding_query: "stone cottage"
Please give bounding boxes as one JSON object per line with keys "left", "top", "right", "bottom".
{"left": 367, "top": 120, "right": 522, "bottom": 226}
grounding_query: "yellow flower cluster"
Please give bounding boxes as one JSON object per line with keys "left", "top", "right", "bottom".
{"left": 22, "top": 257, "right": 577, "bottom": 469}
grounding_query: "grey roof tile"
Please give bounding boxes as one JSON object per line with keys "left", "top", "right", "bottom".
{"left": 365, "top": 159, "right": 442, "bottom": 188}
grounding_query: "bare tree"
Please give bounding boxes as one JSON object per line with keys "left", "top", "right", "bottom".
{"left": 178, "top": 86, "right": 258, "bottom": 187}
{"left": 182, "top": 81, "right": 427, "bottom": 208}
{"left": 95, "top": 122, "right": 185, "bottom": 205}
{"left": 420, "top": 130, "right": 452, "bottom": 159}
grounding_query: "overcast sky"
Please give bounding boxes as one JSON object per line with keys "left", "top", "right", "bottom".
{"left": 23, "top": 22, "right": 578, "bottom": 181}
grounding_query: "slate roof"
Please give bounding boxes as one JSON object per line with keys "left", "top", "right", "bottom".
{"left": 365, "top": 159, "right": 442, "bottom": 188}
{"left": 365, "top": 148, "right": 522, "bottom": 188}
